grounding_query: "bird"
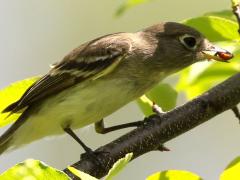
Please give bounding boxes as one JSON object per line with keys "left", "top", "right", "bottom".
{"left": 0, "top": 22, "right": 233, "bottom": 155}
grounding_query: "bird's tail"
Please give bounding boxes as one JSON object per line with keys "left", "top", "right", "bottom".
{"left": 0, "top": 130, "right": 14, "bottom": 155}
{"left": 0, "top": 112, "right": 28, "bottom": 155}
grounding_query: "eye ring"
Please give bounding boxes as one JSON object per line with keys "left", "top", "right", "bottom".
{"left": 179, "top": 34, "right": 197, "bottom": 50}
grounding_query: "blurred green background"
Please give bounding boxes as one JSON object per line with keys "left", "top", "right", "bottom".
{"left": 0, "top": 0, "right": 239, "bottom": 179}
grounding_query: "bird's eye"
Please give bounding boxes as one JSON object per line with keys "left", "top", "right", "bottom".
{"left": 179, "top": 34, "right": 197, "bottom": 50}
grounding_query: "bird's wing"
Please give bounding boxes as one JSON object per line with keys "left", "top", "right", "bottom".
{"left": 3, "top": 33, "right": 130, "bottom": 113}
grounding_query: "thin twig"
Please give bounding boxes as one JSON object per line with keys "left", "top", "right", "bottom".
{"left": 63, "top": 73, "right": 240, "bottom": 179}
{"left": 232, "top": 0, "right": 240, "bottom": 33}
{"left": 231, "top": 106, "right": 240, "bottom": 123}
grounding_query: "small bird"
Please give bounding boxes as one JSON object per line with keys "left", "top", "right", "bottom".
{"left": 0, "top": 22, "right": 233, "bottom": 155}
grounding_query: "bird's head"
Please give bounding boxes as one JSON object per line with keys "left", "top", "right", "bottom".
{"left": 142, "top": 22, "right": 233, "bottom": 72}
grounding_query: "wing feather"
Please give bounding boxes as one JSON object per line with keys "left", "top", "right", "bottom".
{"left": 3, "top": 33, "right": 130, "bottom": 113}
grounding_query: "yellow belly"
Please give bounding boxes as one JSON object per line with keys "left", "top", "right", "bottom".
{"left": 11, "top": 78, "right": 141, "bottom": 149}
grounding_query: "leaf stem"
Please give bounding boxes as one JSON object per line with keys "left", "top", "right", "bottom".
{"left": 232, "top": 0, "right": 240, "bottom": 33}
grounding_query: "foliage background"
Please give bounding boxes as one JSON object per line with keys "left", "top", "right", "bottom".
{"left": 0, "top": 0, "right": 239, "bottom": 179}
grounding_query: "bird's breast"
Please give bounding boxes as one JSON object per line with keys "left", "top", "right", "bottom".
{"left": 12, "top": 74, "right": 164, "bottom": 147}
{"left": 29, "top": 78, "right": 143, "bottom": 132}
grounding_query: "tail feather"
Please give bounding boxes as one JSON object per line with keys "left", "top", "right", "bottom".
{"left": 2, "top": 100, "right": 20, "bottom": 113}
{"left": 0, "top": 133, "right": 13, "bottom": 155}
{"left": 0, "top": 111, "right": 28, "bottom": 155}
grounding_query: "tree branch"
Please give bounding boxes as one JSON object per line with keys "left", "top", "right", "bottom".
{"left": 63, "top": 73, "right": 240, "bottom": 179}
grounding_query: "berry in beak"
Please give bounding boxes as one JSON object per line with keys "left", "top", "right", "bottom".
{"left": 202, "top": 44, "right": 233, "bottom": 62}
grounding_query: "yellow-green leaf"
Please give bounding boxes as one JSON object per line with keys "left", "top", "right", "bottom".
{"left": 105, "top": 153, "right": 133, "bottom": 180}
{"left": 0, "top": 77, "right": 39, "bottom": 127}
{"left": 146, "top": 170, "right": 202, "bottom": 180}
{"left": 0, "top": 159, "right": 70, "bottom": 180}
{"left": 68, "top": 167, "right": 98, "bottom": 180}
{"left": 232, "top": 0, "right": 240, "bottom": 7}
{"left": 220, "top": 156, "right": 240, "bottom": 180}
{"left": 183, "top": 16, "right": 239, "bottom": 42}
{"left": 137, "top": 95, "right": 154, "bottom": 116}
{"left": 204, "top": 10, "right": 236, "bottom": 21}
{"left": 67, "top": 153, "right": 133, "bottom": 180}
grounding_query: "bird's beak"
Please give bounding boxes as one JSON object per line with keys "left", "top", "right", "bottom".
{"left": 202, "top": 44, "right": 233, "bottom": 63}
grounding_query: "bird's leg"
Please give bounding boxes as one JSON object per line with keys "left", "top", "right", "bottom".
{"left": 94, "top": 119, "right": 142, "bottom": 134}
{"left": 95, "top": 118, "right": 170, "bottom": 152}
{"left": 94, "top": 102, "right": 169, "bottom": 151}
{"left": 64, "top": 127, "right": 92, "bottom": 153}
{"left": 64, "top": 127, "right": 109, "bottom": 169}
{"left": 94, "top": 102, "right": 166, "bottom": 134}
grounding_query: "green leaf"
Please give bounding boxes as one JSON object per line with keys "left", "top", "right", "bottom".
{"left": 0, "top": 77, "right": 39, "bottom": 127}
{"left": 146, "top": 170, "right": 202, "bottom": 180}
{"left": 137, "top": 95, "right": 155, "bottom": 116}
{"left": 137, "top": 83, "right": 177, "bottom": 116}
{"left": 105, "top": 153, "right": 133, "bottom": 180}
{"left": 68, "top": 167, "right": 98, "bottom": 180}
{"left": 0, "top": 159, "right": 70, "bottom": 180}
{"left": 183, "top": 16, "right": 239, "bottom": 42}
{"left": 204, "top": 10, "right": 236, "bottom": 21}
{"left": 177, "top": 63, "right": 239, "bottom": 99}
{"left": 220, "top": 156, "right": 240, "bottom": 180}
{"left": 232, "top": 0, "right": 240, "bottom": 7}
{"left": 67, "top": 153, "right": 133, "bottom": 180}
{"left": 115, "top": 0, "right": 153, "bottom": 16}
